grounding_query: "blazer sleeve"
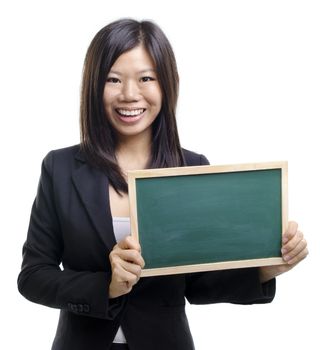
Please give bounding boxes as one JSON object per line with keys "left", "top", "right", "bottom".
{"left": 17, "top": 152, "right": 125, "bottom": 320}
{"left": 185, "top": 268, "right": 275, "bottom": 305}
{"left": 185, "top": 152, "right": 276, "bottom": 305}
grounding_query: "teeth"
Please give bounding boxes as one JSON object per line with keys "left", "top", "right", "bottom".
{"left": 117, "top": 109, "right": 144, "bottom": 117}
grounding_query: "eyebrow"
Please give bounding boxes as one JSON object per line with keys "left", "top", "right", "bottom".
{"left": 109, "top": 69, "right": 156, "bottom": 75}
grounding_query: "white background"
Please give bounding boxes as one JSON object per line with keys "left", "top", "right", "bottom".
{"left": 1, "top": 0, "right": 319, "bottom": 349}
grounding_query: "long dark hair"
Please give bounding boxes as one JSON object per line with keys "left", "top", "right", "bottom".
{"left": 80, "top": 19, "right": 185, "bottom": 193}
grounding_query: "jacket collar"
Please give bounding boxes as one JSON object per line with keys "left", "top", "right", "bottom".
{"left": 72, "top": 150, "right": 116, "bottom": 251}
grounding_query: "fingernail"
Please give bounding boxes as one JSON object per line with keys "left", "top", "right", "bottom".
{"left": 283, "top": 255, "right": 290, "bottom": 261}
{"left": 281, "top": 248, "right": 287, "bottom": 255}
{"left": 283, "top": 236, "right": 288, "bottom": 244}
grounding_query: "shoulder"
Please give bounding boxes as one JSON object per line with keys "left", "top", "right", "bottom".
{"left": 42, "top": 144, "right": 81, "bottom": 173}
{"left": 182, "top": 148, "right": 210, "bottom": 166}
{"left": 45, "top": 144, "right": 80, "bottom": 160}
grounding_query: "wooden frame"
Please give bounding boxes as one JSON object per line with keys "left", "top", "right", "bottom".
{"left": 128, "top": 161, "right": 288, "bottom": 277}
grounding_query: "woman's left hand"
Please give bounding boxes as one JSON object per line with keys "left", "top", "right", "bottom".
{"left": 259, "top": 221, "right": 308, "bottom": 283}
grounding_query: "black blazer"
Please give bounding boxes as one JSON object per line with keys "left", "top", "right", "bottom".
{"left": 18, "top": 145, "right": 275, "bottom": 350}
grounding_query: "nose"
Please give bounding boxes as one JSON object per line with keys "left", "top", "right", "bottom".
{"left": 120, "top": 80, "right": 140, "bottom": 102}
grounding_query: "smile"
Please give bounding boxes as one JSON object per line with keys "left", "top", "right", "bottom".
{"left": 116, "top": 108, "right": 146, "bottom": 117}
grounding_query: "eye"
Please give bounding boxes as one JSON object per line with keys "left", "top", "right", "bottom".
{"left": 106, "top": 77, "right": 120, "bottom": 83}
{"left": 140, "top": 76, "right": 156, "bottom": 82}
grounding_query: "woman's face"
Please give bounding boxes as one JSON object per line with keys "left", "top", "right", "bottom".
{"left": 103, "top": 44, "right": 162, "bottom": 141}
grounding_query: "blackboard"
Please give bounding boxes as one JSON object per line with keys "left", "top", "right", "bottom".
{"left": 128, "top": 162, "right": 288, "bottom": 277}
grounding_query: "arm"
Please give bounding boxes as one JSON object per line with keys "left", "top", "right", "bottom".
{"left": 17, "top": 152, "right": 124, "bottom": 320}
{"left": 185, "top": 268, "right": 275, "bottom": 305}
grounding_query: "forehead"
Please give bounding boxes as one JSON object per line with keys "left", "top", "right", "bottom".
{"left": 110, "top": 45, "right": 156, "bottom": 73}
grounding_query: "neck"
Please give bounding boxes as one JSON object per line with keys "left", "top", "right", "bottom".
{"left": 115, "top": 133, "right": 152, "bottom": 172}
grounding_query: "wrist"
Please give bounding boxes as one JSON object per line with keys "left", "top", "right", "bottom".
{"left": 259, "top": 268, "right": 274, "bottom": 284}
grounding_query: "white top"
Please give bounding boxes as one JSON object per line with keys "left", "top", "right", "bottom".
{"left": 112, "top": 217, "right": 130, "bottom": 344}
{"left": 113, "top": 216, "right": 131, "bottom": 243}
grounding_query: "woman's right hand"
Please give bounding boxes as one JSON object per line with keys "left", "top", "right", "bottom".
{"left": 108, "top": 236, "right": 145, "bottom": 298}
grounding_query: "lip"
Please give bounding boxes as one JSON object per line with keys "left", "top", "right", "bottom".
{"left": 115, "top": 108, "right": 146, "bottom": 124}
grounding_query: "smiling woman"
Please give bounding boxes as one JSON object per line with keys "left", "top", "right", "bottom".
{"left": 17, "top": 18, "right": 308, "bottom": 350}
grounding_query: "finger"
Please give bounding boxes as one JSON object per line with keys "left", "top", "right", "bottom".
{"left": 282, "top": 236, "right": 308, "bottom": 261}
{"left": 284, "top": 243, "right": 309, "bottom": 265}
{"left": 283, "top": 221, "right": 298, "bottom": 244}
{"left": 117, "top": 236, "right": 141, "bottom": 252}
{"left": 282, "top": 230, "right": 303, "bottom": 253}
{"left": 117, "top": 249, "right": 145, "bottom": 268}
{"left": 110, "top": 252, "right": 143, "bottom": 280}
{"left": 112, "top": 264, "right": 140, "bottom": 286}
{"left": 120, "top": 260, "right": 142, "bottom": 278}
{"left": 110, "top": 246, "right": 145, "bottom": 270}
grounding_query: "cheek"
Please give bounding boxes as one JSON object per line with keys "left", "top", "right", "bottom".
{"left": 103, "top": 89, "right": 116, "bottom": 113}
{"left": 146, "top": 86, "right": 162, "bottom": 110}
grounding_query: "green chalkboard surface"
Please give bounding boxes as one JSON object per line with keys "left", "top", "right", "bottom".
{"left": 128, "top": 162, "right": 287, "bottom": 276}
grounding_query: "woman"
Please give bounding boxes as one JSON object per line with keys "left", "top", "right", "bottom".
{"left": 18, "top": 19, "right": 308, "bottom": 350}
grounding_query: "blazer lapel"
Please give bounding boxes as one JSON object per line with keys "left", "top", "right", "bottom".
{"left": 71, "top": 158, "right": 116, "bottom": 251}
